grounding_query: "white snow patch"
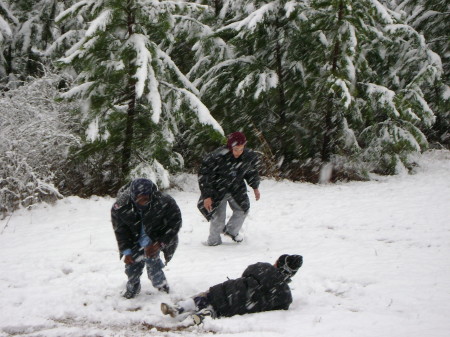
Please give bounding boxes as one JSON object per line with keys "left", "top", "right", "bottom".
{"left": 127, "top": 34, "right": 151, "bottom": 99}
{"left": 366, "top": 83, "right": 399, "bottom": 117}
{"left": 0, "top": 151, "right": 449, "bottom": 336}
{"left": 334, "top": 78, "right": 352, "bottom": 108}
{"left": 60, "top": 81, "right": 94, "bottom": 99}
{"left": 86, "top": 10, "right": 112, "bottom": 37}
{"left": 369, "top": 0, "right": 394, "bottom": 24}
{"left": 219, "top": 3, "right": 275, "bottom": 32}
{"left": 86, "top": 117, "right": 99, "bottom": 142}
{"left": 55, "top": 0, "right": 90, "bottom": 23}
{"left": 442, "top": 85, "right": 450, "bottom": 100}
{"left": 0, "top": 16, "right": 12, "bottom": 40}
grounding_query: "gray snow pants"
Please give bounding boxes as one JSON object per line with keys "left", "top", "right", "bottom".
{"left": 207, "top": 194, "right": 248, "bottom": 246}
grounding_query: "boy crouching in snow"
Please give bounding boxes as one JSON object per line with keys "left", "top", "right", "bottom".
{"left": 161, "top": 254, "right": 303, "bottom": 324}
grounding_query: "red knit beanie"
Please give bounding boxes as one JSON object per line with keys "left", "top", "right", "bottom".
{"left": 227, "top": 132, "right": 247, "bottom": 150}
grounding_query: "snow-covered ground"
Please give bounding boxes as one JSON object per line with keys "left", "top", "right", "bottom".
{"left": 0, "top": 150, "right": 449, "bottom": 337}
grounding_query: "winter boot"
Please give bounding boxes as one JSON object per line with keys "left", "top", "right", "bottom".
{"left": 122, "top": 283, "right": 141, "bottom": 299}
{"left": 158, "top": 284, "right": 170, "bottom": 293}
{"left": 161, "top": 302, "right": 182, "bottom": 318}
{"left": 191, "top": 307, "right": 215, "bottom": 325}
{"left": 223, "top": 230, "right": 243, "bottom": 243}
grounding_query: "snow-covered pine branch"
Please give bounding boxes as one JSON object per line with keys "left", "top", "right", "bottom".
{"left": 160, "top": 80, "right": 224, "bottom": 134}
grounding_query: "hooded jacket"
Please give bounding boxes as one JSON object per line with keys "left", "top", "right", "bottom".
{"left": 207, "top": 262, "right": 293, "bottom": 317}
{"left": 111, "top": 181, "right": 182, "bottom": 263}
{"left": 197, "top": 146, "right": 260, "bottom": 220}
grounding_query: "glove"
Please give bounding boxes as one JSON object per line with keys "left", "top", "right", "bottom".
{"left": 144, "top": 242, "right": 161, "bottom": 258}
{"left": 124, "top": 255, "right": 134, "bottom": 265}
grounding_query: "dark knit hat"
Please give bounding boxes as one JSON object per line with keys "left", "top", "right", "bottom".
{"left": 227, "top": 132, "right": 247, "bottom": 150}
{"left": 276, "top": 254, "right": 303, "bottom": 278}
{"left": 130, "top": 178, "right": 156, "bottom": 202}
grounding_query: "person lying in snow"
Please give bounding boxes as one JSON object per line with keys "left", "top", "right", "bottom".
{"left": 161, "top": 254, "right": 303, "bottom": 324}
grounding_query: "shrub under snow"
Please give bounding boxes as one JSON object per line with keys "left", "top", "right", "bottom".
{"left": 0, "top": 75, "right": 79, "bottom": 218}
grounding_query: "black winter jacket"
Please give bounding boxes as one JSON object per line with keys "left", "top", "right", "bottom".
{"left": 197, "top": 147, "right": 260, "bottom": 220}
{"left": 207, "top": 262, "right": 293, "bottom": 317}
{"left": 111, "top": 184, "right": 182, "bottom": 263}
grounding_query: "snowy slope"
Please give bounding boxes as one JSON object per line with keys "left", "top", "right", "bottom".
{"left": 0, "top": 150, "right": 449, "bottom": 337}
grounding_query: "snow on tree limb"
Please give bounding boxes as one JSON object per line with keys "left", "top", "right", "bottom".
{"left": 0, "top": 16, "right": 12, "bottom": 40}
{"left": 17, "top": 20, "right": 33, "bottom": 54}
{"left": 127, "top": 34, "right": 151, "bottom": 99}
{"left": 55, "top": 0, "right": 91, "bottom": 23}
{"left": 60, "top": 81, "right": 95, "bottom": 99}
{"left": 193, "top": 56, "right": 255, "bottom": 88}
{"left": 218, "top": 3, "right": 275, "bottom": 32}
{"left": 156, "top": 48, "right": 200, "bottom": 96}
{"left": 45, "top": 31, "right": 84, "bottom": 57}
{"left": 385, "top": 24, "right": 420, "bottom": 40}
{"left": 236, "top": 71, "right": 278, "bottom": 99}
{"left": 366, "top": 83, "right": 400, "bottom": 117}
{"left": 343, "top": 118, "right": 360, "bottom": 149}
{"left": 59, "top": 35, "right": 88, "bottom": 63}
{"left": 128, "top": 35, "right": 163, "bottom": 124}
{"left": 125, "top": 33, "right": 164, "bottom": 123}
{"left": 86, "top": 10, "right": 112, "bottom": 37}
{"left": 336, "top": 79, "right": 352, "bottom": 108}
{"left": 0, "top": 1, "right": 18, "bottom": 26}
{"left": 403, "top": 89, "right": 435, "bottom": 126}
{"left": 172, "top": 15, "right": 214, "bottom": 37}
{"left": 86, "top": 117, "right": 100, "bottom": 141}
{"left": 145, "top": 0, "right": 208, "bottom": 11}
{"left": 412, "top": 10, "right": 441, "bottom": 27}
{"left": 284, "top": 1, "right": 302, "bottom": 18}
{"left": 145, "top": 64, "right": 162, "bottom": 124}
{"left": 160, "top": 81, "right": 224, "bottom": 135}
{"left": 368, "top": 0, "right": 395, "bottom": 24}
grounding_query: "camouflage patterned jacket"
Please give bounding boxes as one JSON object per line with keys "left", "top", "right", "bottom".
{"left": 111, "top": 183, "right": 181, "bottom": 263}
{"left": 197, "top": 147, "right": 260, "bottom": 220}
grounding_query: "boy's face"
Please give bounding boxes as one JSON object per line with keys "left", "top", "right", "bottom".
{"left": 232, "top": 145, "right": 245, "bottom": 158}
{"left": 136, "top": 194, "right": 150, "bottom": 206}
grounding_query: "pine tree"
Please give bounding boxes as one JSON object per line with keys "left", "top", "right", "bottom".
{"left": 294, "top": 0, "right": 441, "bottom": 175}
{"left": 0, "top": 1, "right": 15, "bottom": 84}
{"left": 57, "top": 0, "right": 223, "bottom": 192}
{"left": 191, "top": 0, "right": 312, "bottom": 178}
{"left": 0, "top": 0, "right": 67, "bottom": 85}
{"left": 193, "top": 0, "right": 442, "bottom": 180}
{"left": 390, "top": 0, "right": 449, "bottom": 147}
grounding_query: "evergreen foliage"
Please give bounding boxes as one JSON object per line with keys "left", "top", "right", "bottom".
{"left": 56, "top": 0, "right": 223, "bottom": 193}
{"left": 0, "top": 0, "right": 446, "bottom": 211}
{"left": 0, "top": 0, "right": 15, "bottom": 83}
{"left": 0, "top": 0, "right": 68, "bottom": 88}
{"left": 391, "top": 0, "right": 449, "bottom": 147}
{"left": 190, "top": 0, "right": 443, "bottom": 180}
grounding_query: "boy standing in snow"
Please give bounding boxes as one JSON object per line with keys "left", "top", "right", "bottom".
{"left": 197, "top": 131, "right": 261, "bottom": 246}
{"left": 161, "top": 254, "right": 303, "bottom": 323}
{"left": 111, "top": 178, "right": 182, "bottom": 299}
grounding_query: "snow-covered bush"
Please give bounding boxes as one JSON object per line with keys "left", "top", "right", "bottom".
{"left": 0, "top": 74, "right": 79, "bottom": 218}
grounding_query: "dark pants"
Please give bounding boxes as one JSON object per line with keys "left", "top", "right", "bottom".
{"left": 125, "top": 254, "right": 167, "bottom": 291}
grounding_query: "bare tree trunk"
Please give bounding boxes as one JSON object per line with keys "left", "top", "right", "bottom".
{"left": 272, "top": 17, "right": 289, "bottom": 169}
{"left": 275, "top": 18, "right": 287, "bottom": 124}
{"left": 121, "top": 2, "right": 137, "bottom": 185}
{"left": 321, "top": 0, "right": 344, "bottom": 164}
{"left": 6, "top": 45, "right": 12, "bottom": 75}
{"left": 251, "top": 124, "right": 281, "bottom": 179}
{"left": 213, "top": 0, "right": 223, "bottom": 17}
